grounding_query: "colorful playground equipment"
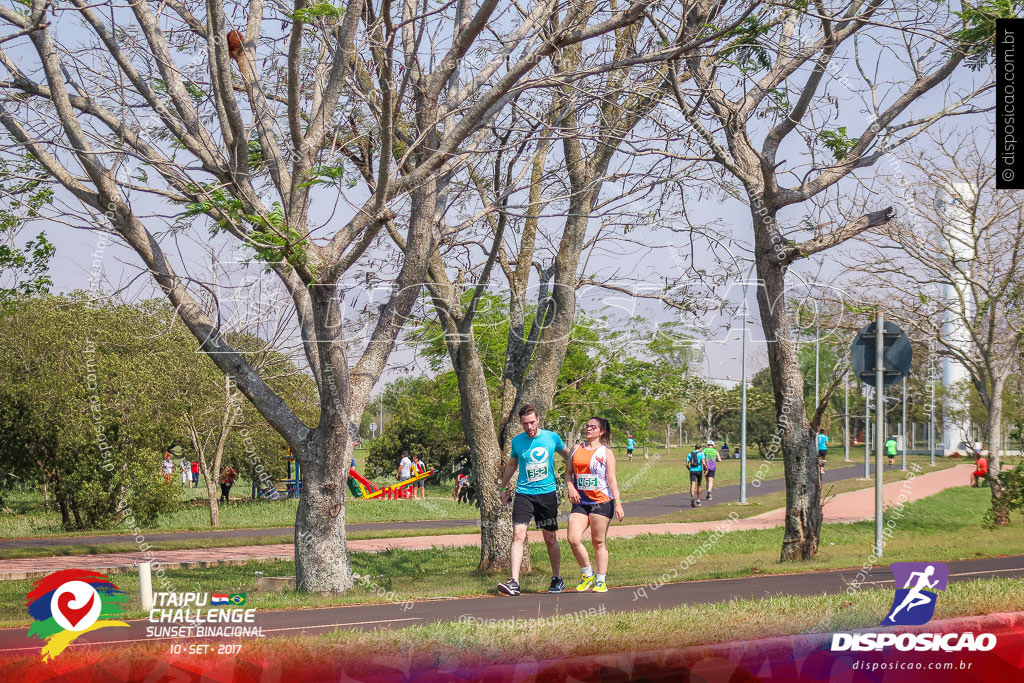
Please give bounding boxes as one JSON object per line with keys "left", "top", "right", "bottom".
{"left": 347, "top": 466, "right": 435, "bottom": 500}
{"left": 266, "top": 447, "right": 435, "bottom": 500}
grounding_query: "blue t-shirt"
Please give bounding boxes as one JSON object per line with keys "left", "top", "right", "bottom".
{"left": 510, "top": 429, "right": 566, "bottom": 495}
{"left": 627, "top": 438, "right": 636, "bottom": 450}
{"left": 687, "top": 450, "right": 705, "bottom": 473}
{"left": 817, "top": 434, "right": 828, "bottom": 451}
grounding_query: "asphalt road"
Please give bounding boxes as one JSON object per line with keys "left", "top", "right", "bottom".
{"left": 1, "top": 463, "right": 876, "bottom": 550}
{"left": 0, "top": 553, "right": 1019, "bottom": 654}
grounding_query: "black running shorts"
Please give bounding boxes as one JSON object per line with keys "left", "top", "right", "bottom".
{"left": 512, "top": 492, "right": 559, "bottom": 531}
{"left": 570, "top": 501, "right": 614, "bottom": 519}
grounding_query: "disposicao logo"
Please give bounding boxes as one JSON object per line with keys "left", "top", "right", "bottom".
{"left": 882, "top": 562, "right": 948, "bottom": 626}
{"left": 831, "top": 562, "right": 997, "bottom": 653}
{"left": 26, "top": 569, "right": 129, "bottom": 660}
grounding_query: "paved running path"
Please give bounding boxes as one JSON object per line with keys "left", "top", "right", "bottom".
{"left": 0, "top": 463, "right": 879, "bottom": 551}
{"left": 0, "top": 553, "right": 1020, "bottom": 652}
{"left": 0, "top": 465, "right": 972, "bottom": 579}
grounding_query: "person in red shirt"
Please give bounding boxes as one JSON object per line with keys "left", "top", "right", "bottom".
{"left": 970, "top": 453, "right": 989, "bottom": 487}
{"left": 190, "top": 460, "right": 200, "bottom": 488}
{"left": 219, "top": 467, "right": 238, "bottom": 503}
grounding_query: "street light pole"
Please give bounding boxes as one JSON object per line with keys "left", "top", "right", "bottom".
{"left": 930, "top": 346, "right": 936, "bottom": 466}
{"left": 740, "top": 278, "right": 749, "bottom": 504}
{"left": 844, "top": 375, "right": 850, "bottom": 462}
{"left": 864, "top": 384, "right": 871, "bottom": 479}
{"left": 901, "top": 376, "right": 908, "bottom": 471}
{"left": 874, "top": 308, "right": 885, "bottom": 558}
{"left": 815, "top": 320, "right": 820, "bottom": 407}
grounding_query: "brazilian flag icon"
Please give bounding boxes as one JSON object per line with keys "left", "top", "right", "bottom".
{"left": 229, "top": 593, "right": 246, "bottom": 606}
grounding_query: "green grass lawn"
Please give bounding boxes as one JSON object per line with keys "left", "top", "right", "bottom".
{"left": 0, "top": 450, "right": 786, "bottom": 539}
{"left": 0, "top": 485, "right": 1019, "bottom": 627}
{"left": 0, "top": 482, "right": 478, "bottom": 539}
{"left": 0, "top": 451, "right": 978, "bottom": 541}
{"left": 0, "top": 453, "right": 964, "bottom": 557}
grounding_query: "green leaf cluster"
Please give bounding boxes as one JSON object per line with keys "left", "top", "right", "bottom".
{"left": 0, "top": 147, "right": 55, "bottom": 301}
{"left": 287, "top": 2, "right": 344, "bottom": 22}
{"left": 950, "top": 0, "right": 1021, "bottom": 70}
{"left": 818, "top": 126, "right": 860, "bottom": 161}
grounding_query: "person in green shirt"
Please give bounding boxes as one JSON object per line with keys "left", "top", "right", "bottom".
{"left": 885, "top": 435, "right": 898, "bottom": 469}
{"left": 702, "top": 440, "right": 721, "bottom": 501}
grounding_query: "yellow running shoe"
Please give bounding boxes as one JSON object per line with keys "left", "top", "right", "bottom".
{"left": 575, "top": 574, "right": 595, "bottom": 592}
{"left": 592, "top": 579, "right": 608, "bottom": 593}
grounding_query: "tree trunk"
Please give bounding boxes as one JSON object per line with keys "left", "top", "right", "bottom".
{"left": 206, "top": 474, "right": 220, "bottom": 527}
{"left": 70, "top": 496, "right": 84, "bottom": 530}
{"left": 56, "top": 492, "right": 71, "bottom": 529}
{"left": 753, "top": 208, "right": 822, "bottom": 561}
{"left": 986, "top": 380, "right": 1008, "bottom": 526}
{"left": 294, "top": 432, "right": 354, "bottom": 593}
{"left": 451, "top": 337, "right": 519, "bottom": 574}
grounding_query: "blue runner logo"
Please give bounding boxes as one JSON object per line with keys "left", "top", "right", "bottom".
{"left": 882, "top": 562, "right": 949, "bottom": 626}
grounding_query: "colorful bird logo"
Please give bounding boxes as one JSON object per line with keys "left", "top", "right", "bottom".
{"left": 26, "top": 569, "right": 129, "bottom": 661}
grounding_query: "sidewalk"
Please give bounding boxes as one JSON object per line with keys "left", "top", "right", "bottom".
{"left": 0, "top": 465, "right": 974, "bottom": 579}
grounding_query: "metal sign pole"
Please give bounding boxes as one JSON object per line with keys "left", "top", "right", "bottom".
{"left": 902, "top": 376, "right": 908, "bottom": 471}
{"left": 874, "top": 308, "right": 885, "bottom": 557}
{"left": 844, "top": 375, "right": 850, "bottom": 462}
{"left": 930, "top": 349, "right": 936, "bottom": 466}
{"left": 864, "top": 385, "right": 870, "bottom": 479}
{"left": 740, "top": 285, "right": 748, "bottom": 504}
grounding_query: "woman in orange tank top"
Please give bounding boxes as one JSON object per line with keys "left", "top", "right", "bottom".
{"left": 565, "top": 416, "right": 624, "bottom": 593}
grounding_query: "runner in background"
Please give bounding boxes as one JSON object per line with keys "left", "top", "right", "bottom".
{"left": 817, "top": 429, "right": 829, "bottom": 475}
{"left": 497, "top": 404, "right": 569, "bottom": 597}
{"left": 687, "top": 443, "right": 705, "bottom": 508}
{"left": 567, "top": 417, "right": 625, "bottom": 593}
{"left": 626, "top": 434, "right": 636, "bottom": 461}
{"left": 885, "top": 435, "right": 898, "bottom": 470}
{"left": 702, "top": 439, "right": 721, "bottom": 501}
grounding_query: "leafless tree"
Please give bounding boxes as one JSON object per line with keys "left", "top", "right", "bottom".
{"left": 662, "top": 0, "right": 994, "bottom": 559}
{"left": 850, "top": 132, "right": 1024, "bottom": 524}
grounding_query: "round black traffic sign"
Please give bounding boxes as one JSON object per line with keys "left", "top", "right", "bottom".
{"left": 850, "top": 321, "right": 912, "bottom": 387}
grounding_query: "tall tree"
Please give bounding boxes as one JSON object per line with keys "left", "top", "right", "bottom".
{"left": 851, "top": 133, "right": 1024, "bottom": 524}
{"left": 0, "top": 296, "right": 182, "bottom": 529}
{"left": 389, "top": 0, "right": 755, "bottom": 573}
{"left": 664, "top": 0, "right": 998, "bottom": 559}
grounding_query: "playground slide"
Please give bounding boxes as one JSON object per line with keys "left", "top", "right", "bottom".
{"left": 347, "top": 467, "right": 435, "bottom": 500}
{"left": 347, "top": 467, "right": 380, "bottom": 499}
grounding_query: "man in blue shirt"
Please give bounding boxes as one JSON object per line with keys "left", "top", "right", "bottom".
{"left": 497, "top": 404, "right": 569, "bottom": 596}
{"left": 817, "top": 429, "right": 829, "bottom": 474}
{"left": 626, "top": 434, "right": 636, "bottom": 461}
{"left": 687, "top": 443, "right": 706, "bottom": 508}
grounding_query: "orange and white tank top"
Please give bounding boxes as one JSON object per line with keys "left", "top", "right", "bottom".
{"left": 572, "top": 444, "right": 611, "bottom": 504}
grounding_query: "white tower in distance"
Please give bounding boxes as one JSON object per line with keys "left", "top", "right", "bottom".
{"left": 935, "top": 182, "right": 975, "bottom": 454}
